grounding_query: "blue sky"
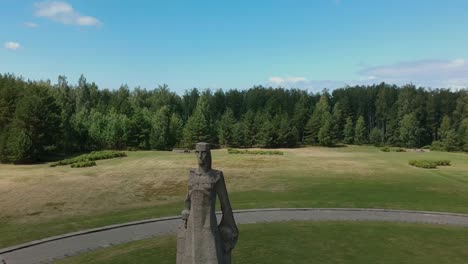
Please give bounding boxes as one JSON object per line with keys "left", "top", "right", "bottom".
{"left": 1, "top": 0, "right": 468, "bottom": 93}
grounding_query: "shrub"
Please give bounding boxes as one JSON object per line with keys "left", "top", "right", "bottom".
{"left": 380, "top": 147, "right": 391, "bottom": 152}
{"left": 380, "top": 147, "right": 405, "bottom": 152}
{"left": 227, "top": 148, "right": 283, "bottom": 155}
{"left": 430, "top": 141, "right": 446, "bottom": 151}
{"left": 409, "top": 160, "right": 451, "bottom": 169}
{"left": 71, "top": 161, "right": 96, "bottom": 168}
{"left": 127, "top": 147, "right": 139, "bottom": 151}
{"left": 50, "top": 150, "right": 127, "bottom": 167}
{"left": 434, "top": 160, "right": 451, "bottom": 166}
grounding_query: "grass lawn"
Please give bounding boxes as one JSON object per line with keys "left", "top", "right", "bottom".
{"left": 55, "top": 221, "right": 468, "bottom": 264}
{"left": 1, "top": 146, "right": 467, "bottom": 248}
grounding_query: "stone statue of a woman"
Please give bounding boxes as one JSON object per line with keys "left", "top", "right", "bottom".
{"left": 177, "top": 142, "right": 239, "bottom": 264}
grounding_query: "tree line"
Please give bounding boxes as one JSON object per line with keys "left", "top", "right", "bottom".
{"left": 0, "top": 73, "right": 467, "bottom": 163}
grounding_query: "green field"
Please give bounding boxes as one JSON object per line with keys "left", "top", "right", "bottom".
{"left": 56, "top": 221, "right": 468, "bottom": 264}
{"left": 1, "top": 146, "right": 467, "bottom": 248}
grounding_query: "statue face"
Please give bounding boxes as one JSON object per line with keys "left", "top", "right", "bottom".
{"left": 195, "top": 142, "right": 211, "bottom": 171}
{"left": 195, "top": 150, "right": 208, "bottom": 166}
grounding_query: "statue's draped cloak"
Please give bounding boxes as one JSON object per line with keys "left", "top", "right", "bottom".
{"left": 177, "top": 170, "right": 238, "bottom": 264}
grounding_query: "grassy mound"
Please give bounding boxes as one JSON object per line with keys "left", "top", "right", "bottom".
{"left": 409, "top": 160, "right": 451, "bottom": 169}
{"left": 227, "top": 148, "right": 283, "bottom": 155}
{"left": 50, "top": 151, "right": 127, "bottom": 167}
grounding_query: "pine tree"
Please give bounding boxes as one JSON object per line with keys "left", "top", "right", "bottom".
{"left": 169, "top": 113, "right": 183, "bottom": 148}
{"left": 2, "top": 84, "right": 61, "bottom": 162}
{"left": 343, "top": 117, "right": 354, "bottom": 144}
{"left": 459, "top": 118, "right": 468, "bottom": 152}
{"left": 182, "top": 96, "right": 210, "bottom": 148}
{"left": 443, "top": 129, "right": 459, "bottom": 152}
{"left": 231, "top": 122, "right": 245, "bottom": 147}
{"left": 150, "top": 106, "right": 171, "bottom": 150}
{"left": 241, "top": 111, "right": 256, "bottom": 147}
{"left": 399, "top": 113, "right": 418, "bottom": 148}
{"left": 292, "top": 94, "right": 310, "bottom": 143}
{"left": 354, "top": 116, "right": 367, "bottom": 145}
{"left": 88, "top": 110, "right": 107, "bottom": 149}
{"left": 332, "top": 102, "right": 345, "bottom": 142}
{"left": 128, "top": 109, "right": 151, "bottom": 150}
{"left": 0, "top": 125, "right": 32, "bottom": 163}
{"left": 452, "top": 91, "right": 468, "bottom": 129}
{"left": 218, "top": 108, "right": 236, "bottom": 147}
{"left": 439, "top": 115, "right": 452, "bottom": 140}
{"left": 305, "top": 94, "right": 330, "bottom": 144}
{"left": 277, "top": 114, "right": 299, "bottom": 147}
{"left": 318, "top": 112, "right": 335, "bottom": 146}
{"left": 369, "top": 127, "right": 382, "bottom": 146}
{"left": 105, "top": 110, "right": 129, "bottom": 149}
{"left": 256, "top": 113, "right": 274, "bottom": 148}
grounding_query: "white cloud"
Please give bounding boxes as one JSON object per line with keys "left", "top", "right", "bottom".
{"left": 4, "top": 42, "right": 21, "bottom": 50}
{"left": 268, "top": 76, "right": 307, "bottom": 86}
{"left": 267, "top": 58, "right": 468, "bottom": 91}
{"left": 34, "top": 1, "right": 102, "bottom": 27}
{"left": 24, "top": 22, "right": 39, "bottom": 28}
{"left": 76, "top": 16, "right": 100, "bottom": 26}
{"left": 267, "top": 76, "right": 344, "bottom": 92}
{"left": 359, "top": 59, "right": 468, "bottom": 88}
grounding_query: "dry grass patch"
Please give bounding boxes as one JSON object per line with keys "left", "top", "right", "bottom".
{"left": 1, "top": 146, "right": 468, "bottom": 248}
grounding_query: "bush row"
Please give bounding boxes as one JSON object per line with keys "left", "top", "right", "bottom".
{"left": 71, "top": 161, "right": 97, "bottom": 168}
{"left": 408, "top": 160, "right": 451, "bottom": 169}
{"left": 380, "top": 147, "right": 406, "bottom": 152}
{"left": 50, "top": 151, "right": 127, "bottom": 167}
{"left": 227, "top": 148, "right": 284, "bottom": 155}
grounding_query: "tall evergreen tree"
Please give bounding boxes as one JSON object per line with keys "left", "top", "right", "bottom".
{"left": 292, "top": 94, "right": 310, "bottom": 143}
{"left": 462, "top": 119, "right": 468, "bottom": 152}
{"left": 277, "top": 114, "right": 299, "bottom": 147}
{"left": 443, "top": 129, "right": 459, "bottom": 152}
{"left": 151, "top": 106, "right": 171, "bottom": 150}
{"left": 218, "top": 108, "right": 236, "bottom": 147}
{"left": 128, "top": 109, "right": 151, "bottom": 150}
{"left": 369, "top": 127, "right": 383, "bottom": 146}
{"left": 256, "top": 112, "right": 274, "bottom": 148}
{"left": 399, "top": 113, "right": 418, "bottom": 148}
{"left": 439, "top": 115, "right": 452, "bottom": 140}
{"left": 343, "top": 117, "right": 354, "bottom": 144}
{"left": 169, "top": 113, "right": 184, "bottom": 148}
{"left": 242, "top": 111, "right": 256, "bottom": 147}
{"left": 0, "top": 84, "right": 61, "bottom": 162}
{"left": 318, "top": 112, "right": 335, "bottom": 146}
{"left": 105, "top": 110, "right": 129, "bottom": 149}
{"left": 305, "top": 93, "right": 330, "bottom": 144}
{"left": 354, "top": 116, "right": 367, "bottom": 145}
{"left": 332, "top": 102, "right": 345, "bottom": 142}
{"left": 182, "top": 96, "right": 210, "bottom": 148}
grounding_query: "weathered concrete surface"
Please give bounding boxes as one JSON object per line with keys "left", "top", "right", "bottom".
{"left": 1, "top": 208, "right": 468, "bottom": 264}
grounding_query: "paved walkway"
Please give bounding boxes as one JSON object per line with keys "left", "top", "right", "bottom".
{"left": 1, "top": 208, "right": 468, "bottom": 264}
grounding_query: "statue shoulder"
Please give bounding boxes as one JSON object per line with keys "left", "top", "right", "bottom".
{"left": 211, "top": 170, "right": 224, "bottom": 181}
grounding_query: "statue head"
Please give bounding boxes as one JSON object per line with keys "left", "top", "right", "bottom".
{"left": 195, "top": 142, "right": 212, "bottom": 172}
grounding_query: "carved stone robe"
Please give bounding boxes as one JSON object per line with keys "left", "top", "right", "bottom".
{"left": 177, "top": 170, "right": 238, "bottom": 264}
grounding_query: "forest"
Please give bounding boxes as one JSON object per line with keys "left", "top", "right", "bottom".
{"left": 0, "top": 73, "right": 467, "bottom": 163}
